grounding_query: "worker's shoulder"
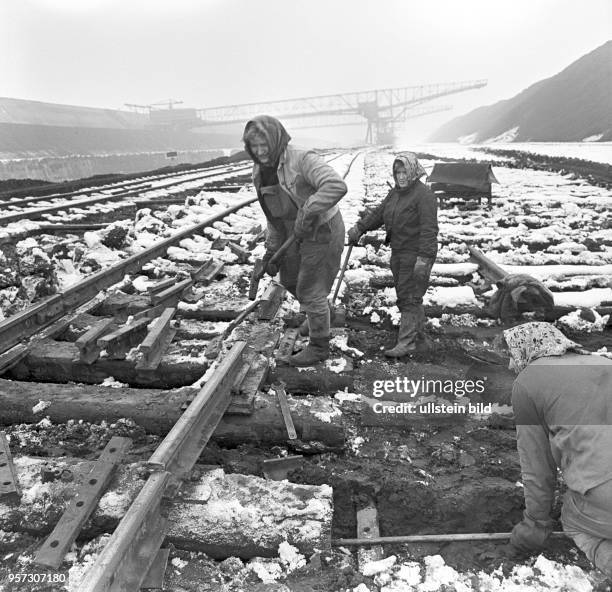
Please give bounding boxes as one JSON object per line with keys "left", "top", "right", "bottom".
{"left": 530, "top": 354, "right": 612, "bottom": 368}
{"left": 414, "top": 180, "right": 436, "bottom": 199}
{"left": 285, "top": 146, "right": 322, "bottom": 162}
{"left": 518, "top": 354, "right": 612, "bottom": 390}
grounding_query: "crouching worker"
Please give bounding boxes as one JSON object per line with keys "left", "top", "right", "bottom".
{"left": 504, "top": 322, "right": 612, "bottom": 577}
{"left": 347, "top": 153, "right": 438, "bottom": 356}
{"left": 242, "top": 115, "right": 346, "bottom": 366}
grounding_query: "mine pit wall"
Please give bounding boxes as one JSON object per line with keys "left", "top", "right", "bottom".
{"left": 0, "top": 148, "right": 227, "bottom": 183}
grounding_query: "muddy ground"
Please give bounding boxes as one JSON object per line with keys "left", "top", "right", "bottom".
{"left": 1, "top": 147, "right": 611, "bottom": 591}
{"left": 1, "top": 320, "right": 610, "bottom": 591}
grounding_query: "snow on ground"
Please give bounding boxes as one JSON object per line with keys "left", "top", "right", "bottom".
{"left": 553, "top": 288, "right": 612, "bottom": 308}
{"left": 354, "top": 148, "right": 612, "bottom": 318}
{"left": 424, "top": 286, "right": 479, "bottom": 308}
{"left": 349, "top": 552, "right": 605, "bottom": 592}
{"left": 406, "top": 141, "right": 612, "bottom": 165}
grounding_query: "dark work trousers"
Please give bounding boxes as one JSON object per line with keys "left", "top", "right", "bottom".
{"left": 279, "top": 211, "right": 344, "bottom": 317}
{"left": 390, "top": 250, "right": 433, "bottom": 311}
{"left": 562, "top": 480, "right": 612, "bottom": 577}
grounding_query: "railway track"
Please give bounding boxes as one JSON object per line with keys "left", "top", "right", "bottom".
{"left": 0, "top": 164, "right": 253, "bottom": 226}
{"left": 0, "top": 150, "right": 359, "bottom": 591}
{"left": 1, "top": 147, "right": 610, "bottom": 591}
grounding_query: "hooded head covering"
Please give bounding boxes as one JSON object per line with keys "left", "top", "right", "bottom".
{"left": 503, "top": 322, "right": 588, "bottom": 374}
{"left": 393, "top": 152, "right": 426, "bottom": 188}
{"left": 242, "top": 115, "right": 291, "bottom": 168}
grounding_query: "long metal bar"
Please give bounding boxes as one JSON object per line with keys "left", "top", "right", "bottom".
{"left": 0, "top": 195, "right": 258, "bottom": 356}
{"left": 333, "top": 532, "right": 566, "bottom": 546}
{"left": 273, "top": 382, "right": 297, "bottom": 440}
{"left": 147, "top": 341, "right": 246, "bottom": 481}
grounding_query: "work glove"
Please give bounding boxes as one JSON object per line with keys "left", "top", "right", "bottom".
{"left": 413, "top": 256, "right": 433, "bottom": 283}
{"left": 262, "top": 250, "right": 279, "bottom": 277}
{"left": 347, "top": 225, "right": 363, "bottom": 246}
{"left": 510, "top": 517, "right": 553, "bottom": 554}
{"left": 294, "top": 208, "right": 314, "bottom": 240}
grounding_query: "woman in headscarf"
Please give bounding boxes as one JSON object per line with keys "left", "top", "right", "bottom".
{"left": 347, "top": 153, "right": 438, "bottom": 356}
{"left": 243, "top": 115, "right": 346, "bottom": 366}
{"left": 504, "top": 322, "right": 612, "bottom": 577}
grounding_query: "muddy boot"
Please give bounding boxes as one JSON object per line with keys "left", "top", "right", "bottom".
{"left": 298, "top": 302, "right": 335, "bottom": 337}
{"left": 289, "top": 310, "right": 330, "bottom": 366}
{"left": 298, "top": 318, "right": 310, "bottom": 337}
{"left": 384, "top": 311, "right": 417, "bottom": 357}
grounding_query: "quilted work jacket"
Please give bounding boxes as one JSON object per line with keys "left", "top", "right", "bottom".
{"left": 356, "top": 180, "right": 438, "bottom": 258}
{"left": 252, "top": 146, "right": 347, "bottom": 250}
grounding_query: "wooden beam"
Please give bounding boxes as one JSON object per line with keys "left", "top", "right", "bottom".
{"left": 0, "top": 379, "right": 345, "bottom": 448}
{"left": 7, "top": 339, "right": 207, "bottom": 389}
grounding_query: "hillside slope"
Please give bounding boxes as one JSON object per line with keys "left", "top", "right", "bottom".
{"left": 429, "top": 41, "right": 612, "bottom": 143}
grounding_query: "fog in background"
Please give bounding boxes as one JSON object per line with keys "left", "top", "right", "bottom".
{"left": 2, "top": 0, "right": 610, "bottom": 144}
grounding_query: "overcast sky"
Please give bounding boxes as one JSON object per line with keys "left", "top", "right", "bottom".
{"left": 2, "top": 0, "right": 610, "bottom": 142}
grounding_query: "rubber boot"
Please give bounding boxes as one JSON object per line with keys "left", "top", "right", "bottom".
{"left": 299, "top": 302, "right": 335, "bottom": 337}
{"left": 384, "top": 311, "right": 418, "bottom": 357}
{"left": 289, "top": 310, "right": 330, "bottom": 366}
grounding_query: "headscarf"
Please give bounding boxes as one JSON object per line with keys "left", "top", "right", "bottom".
{"left": 503, "top": 322, "right": 589, "bottom": 373}
{"left": 242, "top": 115, "right": 291, "bottom": 168}
{"left": 393, "top": 152, "right": 426, "bottom": 187}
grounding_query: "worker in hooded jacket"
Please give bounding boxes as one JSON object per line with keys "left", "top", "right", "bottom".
{"left": 347, "top": 153, "right": 438, "bottom": 356}
{"left": 502, "top": 322, "right": 612, "bottom": 577}
{"left": 243, "top": 115, "right": 347, "bottom": 366}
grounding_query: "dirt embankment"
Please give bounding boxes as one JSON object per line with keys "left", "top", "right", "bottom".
{"left": 477, "top": 148, "right": 612, "bottom": 189}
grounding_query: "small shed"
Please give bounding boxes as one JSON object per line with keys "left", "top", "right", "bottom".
{"left": 428, "top": 162, "right": 499, "bottom": 206}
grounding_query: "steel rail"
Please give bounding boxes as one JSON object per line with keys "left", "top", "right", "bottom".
{"left": 1, "top": 163, "right": 250, "bottom": 209}
{"left": 0, "top": 194, "right": 258, "bottom": 355}
{"left": 0, "top": 151, "right": 351, "bottom": 352}
{"left": 0, "top": 159, "right": 249, "bottom": 202}
{"left": 0, "top": 165, "right": 252, "bottom": 224}
{"left": 77, "top": 471, "right": 172, "bottom": 592}
{"left": 74, "top": 150, "right": 355, "bottom": 591}
{"left": 78, "top": 342, "right": 247, "bottom": 592}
